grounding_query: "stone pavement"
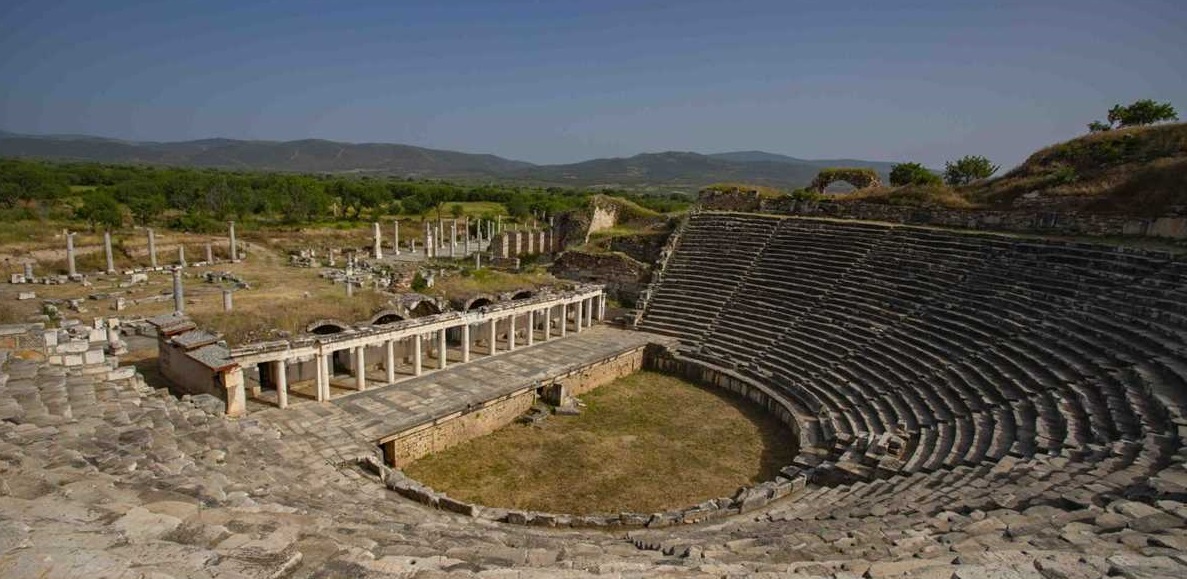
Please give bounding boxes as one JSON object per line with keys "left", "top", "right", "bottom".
{"left": 256, "top": 325, "right": 672, "bottom": 460}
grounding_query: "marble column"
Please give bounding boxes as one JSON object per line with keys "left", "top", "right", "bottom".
{"left": 437, "top": 328, "right": 447, "bottom": 370}
{"left": 178, "top": 245, "right": 186, "bottom": 268}
{"left": 172, "top": 268, "right": 183, "bottom": 313}
{"left": 354, "top": 346, "right": 366, "bottom": 391}
{"left": 65, "top": 232, "right": 77, "bottom": 277}
{"left": 148, "top": 229, "right": 157, "bottom": 268}
{"left": 508, "top": 314, "right": 517, "bottom": 351}
{"left": 542, "top": 306, "right": 551, "bottom": 341}
{"left": 526, "top": 310, "right": 535, "bottom": 346}
{"left": 274, "top": 360, "right": 289, "bottom": 409}
{"left": 461, "top": 323, "right": 471, "bottom": 363}
{"left": 488, "top": 318, "right": 498, "bottom": 355}
{"left": 104, "top": 231, "right": 115, "bottom": 273}
{"left": 205, "top": 243, "right": 213, "bottom": 264}
{"left": 228, "top": 221, "right": 238, "bottom": 261}
{"left": 574, "top": 299, "right": 583, "bottom": 333}
{"left": 393, "top": 221, "right": 400, "bottom": 255}
{"left": 23, "top": 262, "right": 33, "bottom": 280}
{"left": 373, "top": 222, "right": 383, "bottom": 259}
{"left": 412, "top": 336, "right": 423, "bottom": 376}
{"left": 560, "top": 304, "right": 568, "bottom": 337}
{"left": 385, "top": 340, "right": 396, "bottom": 383}
{"left": 316, "top": 353, "right": 329, "bottom": 402}
{"left": 222, "top": 290, "right": 233, "bottom": 312}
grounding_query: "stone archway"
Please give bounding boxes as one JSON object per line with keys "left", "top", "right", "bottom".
{"left": 409, "top": 300, "right": 442, "bottom": 318}
{"left": 809, "top": 168, "right": 882, "bottom": 194}
{"left": 369, "top": 310, "right": 406, "bottom": 326}
{"left": 465, "top": 296, "right": 494, "bottom": 311}
{"left": 307, "top": 319, "right": 351, "bottom": 335}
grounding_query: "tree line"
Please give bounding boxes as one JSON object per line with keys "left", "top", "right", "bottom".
{"left": 0, "top": 159, "right": 690, "bottom": 231}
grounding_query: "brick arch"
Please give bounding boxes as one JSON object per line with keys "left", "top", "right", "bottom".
{"left": 369, "top": 310, "right": 406, "bottom": 325}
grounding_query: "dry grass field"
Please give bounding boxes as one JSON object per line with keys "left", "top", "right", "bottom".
{"left": 404, "top": 371, "right": 797, "bottom": 514}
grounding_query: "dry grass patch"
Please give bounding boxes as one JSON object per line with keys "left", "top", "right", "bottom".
{"left": 404, "top": 371, "right": 797, "bottom": 514}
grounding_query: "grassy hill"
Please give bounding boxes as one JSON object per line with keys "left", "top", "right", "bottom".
{"left": 964, "top": 123, "right": 1187, "bottom": 214}
{"left": 828, "top": 123, "right": 1187, "bottom": 215}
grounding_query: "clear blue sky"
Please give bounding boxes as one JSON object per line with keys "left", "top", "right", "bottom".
{"left": 1, "top": 0, "right": 1184, "bottom": 169}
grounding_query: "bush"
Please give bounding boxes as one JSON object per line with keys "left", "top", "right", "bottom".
{"left": 411, "top": 272, "right": 428, "bottom": 292}
{"left": 889, "top": 162, "right": 942, "bottom": 187}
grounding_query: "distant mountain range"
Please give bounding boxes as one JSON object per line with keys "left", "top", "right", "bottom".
{"left": 0, "top": 130, "right": 898, "bottom": 192}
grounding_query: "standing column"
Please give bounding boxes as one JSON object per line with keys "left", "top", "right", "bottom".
{"left": 393, "top": 221, "right": 400, "bottom": 255}
{"left": 526, "top": 310, "right": 535, "bottom": 346}
{"left": 274, "top": 360, "right": 289, "bottom": 409}
{"left": 437, "top": 328, "right": 447, "bottom": 369}
{"left": 560, "top": 304, "right": 568, "bottom": 337}
{"left": 385, "top": 340, "right": 396, "bottom": 383}
{"left": 316, "top": 353, "right": 329, "bottom": 402}
{"left": 372, "top": 222, "right": 383, "bottom": 259}
{"left": 205, "top": 243, "right": 213, "bottom": 264}
{"left": 461, "top": 323, "right": 471, "bottom": 363}
{"left": 488, "top": 318, "right": 498, "bottom": 355}
{"left": 598, "top": 294, "right": 607, "bottom": 321}
{"left": 508, "top": 314, "right": 517, "bottom": 351}
{"left": 585, "top": 297, "right": 594, "bottom": 327}
{"left": 574, "top": 299, "right": 583, "bottom": 333}
{"left": 450, "top": 220, "right": 458, "bottom": 255}
{"left": 103, "top": 230, "right": 115, "bottom": 273}
{"left": 542, "top": 306, "right": 552, "bottom": 341}
{"left": 178, "top": 245, "right": 186, "bottom": 268}
{"left": 412, "top": 335, "right": 423, "bottom": 376}
{"left": 228, "top": 221, "right": 238, "bottom": 261}
{"left": 464, "top": 218, "right": 471, "bottom": 255}
{"left": 222, "top": 289, "right": 233, "bottom": 312}
{"left": 172, "top": 268, "right": 184, "bottom": 313}
{"left": 66, "top": 232, "right": 77, "bottom": 277}
{"left": 354, "top": 346, "right": 366, "bottom": 391}
{"left": 148, "top": 229, "right": 158, "bottom": 268}
{"left": 23, "top": 262, "right": 33, "bottom": 281}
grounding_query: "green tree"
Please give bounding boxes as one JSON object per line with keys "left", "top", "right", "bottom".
{"left": 1091, "top": 99, "right": 1178, "bottom": 131}
{"left": 450, "top": 203, "right": 464, "bottom": 218}
{"left": 76, "top": 190, "right": 123, "bottom": 230}
{"left": 889, "top": 162, "right": 942, "bottom": 187}
{"left": 943, "top": 155, "right": 1000, "bottom": 186}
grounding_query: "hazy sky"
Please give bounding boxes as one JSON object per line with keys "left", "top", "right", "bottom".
{"left": 1, "top": 0, "right": 1184, "bottom": 169}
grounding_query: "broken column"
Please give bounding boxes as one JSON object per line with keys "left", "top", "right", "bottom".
{"left": 393, "top": 221, "right": 400, "bottom": 255}
{"left": 148, "top": 228, "right": 157, "bottom": 268}
{"left": 228, "top": 221, "right": 238, "bottom": 261}
{"left": 66, "top": 232, "right": 77, "bottom": 277}
{"left": 373, "top": 222, "right": 382, "bottom": 259}
{"left": 104, "top": 230, "right": 115, "bottom": 273}
{"left": 222, "top": 289, "right": 233, "bottom": 312}
{"left": 172, "top": 268, "right": 184, "bottom": 313}
{"left": 474, "top": 252, "right": 481, "bottom": 269}
{"left": 23, "top": 262, "right": 33, "bottom": 280}
{"left": 178, "top": 245, "right": 186, "bottom": 268}
{"left": 464, "top": 218, "right": 471, "bottom": 255}
{"left": 205, "top": 243, "right": 213, "bottom": 264}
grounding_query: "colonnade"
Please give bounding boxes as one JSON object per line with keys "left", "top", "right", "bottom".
{"left": 229, "top": 288, "right": 607, "bottom": 413}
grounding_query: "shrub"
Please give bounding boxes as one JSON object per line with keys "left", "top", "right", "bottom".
{"left": 944, "top": 155, "right": 1000, "bottom": 186}
{"left": 889, "top": 162, "right": 942, "bottom": 187}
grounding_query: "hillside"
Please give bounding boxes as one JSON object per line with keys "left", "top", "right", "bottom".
{"left": 0, "top": 133, "right": 533, "bottom": 177}
{"left": 0, "top": 131, "right": 892, "bottom": 193}
{"left": 964, "top": 122, "right": 1187, "bottom": 215}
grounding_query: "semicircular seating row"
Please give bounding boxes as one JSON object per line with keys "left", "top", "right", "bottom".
{"left": 639, "top": 212, "right": 1187, "bottom": 517}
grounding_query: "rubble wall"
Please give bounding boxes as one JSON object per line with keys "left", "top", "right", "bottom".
{"left": 549, "top": 251, "right": 650, "bottom": 306}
